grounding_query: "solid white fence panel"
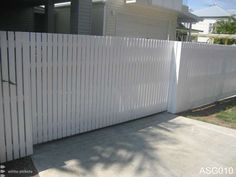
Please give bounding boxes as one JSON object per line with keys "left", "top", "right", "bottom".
{"left": 168, "top": 42, "right": 236, "bottom": 113}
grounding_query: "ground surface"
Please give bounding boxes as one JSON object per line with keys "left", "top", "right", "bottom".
{"left": 32, "top": 113, "right": 236, "bottom": 177}
{"left": 180, "top": 97, "right": 236, "bottom": 129}
{"left": 2, "top": 157, "right": 38, "bottom": 177}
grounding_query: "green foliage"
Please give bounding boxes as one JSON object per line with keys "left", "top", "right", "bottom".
{"left": 216, "top": 106, "right": 236, "bottom": 124}
{"left": 213, "top": 18, "right": 236, "bottom": 45}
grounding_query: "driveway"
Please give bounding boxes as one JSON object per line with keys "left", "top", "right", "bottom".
{"left": 32, "top": 113, "right": 236, "bottom": 177}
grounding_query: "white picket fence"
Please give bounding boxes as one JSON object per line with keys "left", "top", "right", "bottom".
{"left": 0, "top": 32, "right": 33, "bottom": 163}
{"left": 0, "top": 31, "right": 236, "bottom": 163}
{"left": 29, "top": 33, "right": 173, "bottom": 145}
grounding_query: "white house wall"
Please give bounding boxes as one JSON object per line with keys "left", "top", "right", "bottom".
{"left": 192, "top": 19, "right": 220, "bottom": 43}
{"left": 104, "top": 0, "right": 177, "bottom": 40}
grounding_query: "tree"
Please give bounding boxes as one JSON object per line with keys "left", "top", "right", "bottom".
{"left": 213, "top": 18, "right": 236, "bottom": 45}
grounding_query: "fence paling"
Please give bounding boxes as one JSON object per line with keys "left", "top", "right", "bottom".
{"left": 0, "top": 32, "right": 34, "bottom": 163}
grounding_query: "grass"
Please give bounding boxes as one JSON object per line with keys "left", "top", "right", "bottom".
{"left": 216, "top": 106, "right": 236, "bottom": 125}
{"left": 179, "top": 97, "right": 236, "bottom": 129}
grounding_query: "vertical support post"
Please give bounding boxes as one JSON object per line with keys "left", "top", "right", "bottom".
{"left": 167, "top": 41, "right": 183, "bottom": 114}
{"left": 45, "top": 0, "right": 55, "bottom": 33}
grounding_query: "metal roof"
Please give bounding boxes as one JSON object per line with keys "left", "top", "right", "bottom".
{"left": 193, "top": 5, "right": 231, "bottom": 18}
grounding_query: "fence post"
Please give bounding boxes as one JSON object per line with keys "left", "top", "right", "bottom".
{"left": 167, "top": 41, "right": 182, "bottom": 114}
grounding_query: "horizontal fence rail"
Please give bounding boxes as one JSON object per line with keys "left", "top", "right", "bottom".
{"left": 0, "top": 31, "right": 236, "bottom": 163}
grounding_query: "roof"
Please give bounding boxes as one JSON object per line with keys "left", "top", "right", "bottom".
{"left": 178, "top": 11, "right": 201, "bottom": 23}
{"left": 177, "top": 23, "right": 203, "bottom": 33}
{"left": 193, "top": 5, "right": 231, "bottom": 18}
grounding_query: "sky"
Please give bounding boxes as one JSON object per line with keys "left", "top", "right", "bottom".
{"left": 188, "top": 0, "right": 236, "bottom": 10}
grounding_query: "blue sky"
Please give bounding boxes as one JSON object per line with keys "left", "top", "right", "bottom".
{"left": 188, "top": 0, "right": 236, "bottom": 10}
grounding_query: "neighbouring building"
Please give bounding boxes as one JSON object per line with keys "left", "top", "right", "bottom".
{"left": 92, "top": 0, "right": 199, "bottom": 40}
{"left": 0, "top": 0, "right": 92, "bottom": 35}
{"left": 192, "top": 5, "right": 235, "bottom": 43}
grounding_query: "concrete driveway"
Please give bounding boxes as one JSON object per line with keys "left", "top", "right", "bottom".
{"left": 32, "top": 113, "right": 236, "bottom": 177}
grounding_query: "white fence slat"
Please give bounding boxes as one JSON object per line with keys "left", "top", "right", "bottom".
{"left": 66, "top": 35, "right": 73, "bottom": 136}
{"left": 84, "top": 36, "right": 90, "bottom": 131}
{"left": 88, "top": 37, "right": 94, "bottom": 131}
{"left": 57, "top": 34, "right": 63, "bottom": 138}
{"left": 62, "top": 34, "right": 68, "bottom": 137}
{"left": 71, "top": 35, "right": 77, "bottom": 135}
{"left": 75, "top": 36, "right": 82, "bottom": 134}
{"left": 30, "top": 33, "right": 37, "bottom": 145}
{"left": 96, "top": 37, "right": 102, "bottom": 128}
{"left": 1, "top": 31, "right": 13, "bottom": 161}
{"left": 8, "top": 32, "right": 20, "bottom": 159}
{"left": 0, "top": 33, "right": 7, "bottom": 163}
{"left": 80, "top": 36, "right": 86, "bottom": 133}
{"left": 36, "top": 33, "right": 43, "bottom": 143}
{"left": 22, "top": 32, "right": 33, "bottom": 155}
{"left": 52, "top": 34, "right": 58, "bottom": 140}
{"left": 94, "top": 37, "right": 99, "bottom": 128}
{"left": 15, "top": 32, "right": 26, "bottom": 157}
{"left": 42, "top": 33, "right": 48, "bottom": 142}
{"left": 47, "top": 34, "right": 53, "bottom": 141}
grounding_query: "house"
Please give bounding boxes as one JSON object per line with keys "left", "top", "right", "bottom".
{"left": 192, "top": 5, "right": 234, "bottom": 43}
{"left": 0, "top": 0, "right": 92, "bottom": 35}
{"left": 92, "top": 0, "right": 199, "bottom": 40}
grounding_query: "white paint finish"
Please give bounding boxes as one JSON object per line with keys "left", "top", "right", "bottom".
{"left": 66, "top": 35, "right": 73, "bottom": 136}
{"left": 42, "top": 34, "right": 48, "bottom": 142}
{"left": 62, "top": 34, "right": 68, "bottom": 137}
{"left": 1, "top": 31, "right": 13, "bottom": 161}
{"left": 1, "top": 31, "right": 236, "bottom": 163}
{"left": 52, "top": 34, "right": 58, "bottom": 140}
{"left": 25, "top": 33, "right": 172, "bottom": 141}
{"left": 15, "top": 32, "right": 27, "bottom": 157}
{"left": 192, "top": 19, "right": 222, "bottom": 43}
{"left": 128, "top": 0, "right": 183, "bottom": 12}
{"left": 116, "top": 13, "right": 169, "bottom": 40}
{"left": 36, "top": 33, "right": 43, "bottom": 144}
{"left": 96, "top": 0, "right": 177, "bottom": 40}
{"left": 168, "top": 42, "right": 236, "bottom": 113}
{"left": 47, "top": 34, "right": 53, "bottom": 141}
{"left": 0, "top": 32, "right": 33, "bottom": 163}
{"left": 30, "top": 33, "right": 37, "bottom": 145}
{"left": 8, "top": 32, "right": 20, "bottom": 159}
{"left": 151, "top": 0, "right": 182, "bottom": 11}
{"left": 0, "top": 34, "right": 6, "bottom": 163}
{"left": 71, "top": 35, "right": 77, "bottom": 135}
{"left": 22, "top": 32, "right": 33, "bottom": 155}
{"left": 57, "top": 34, "right": 63, "bottom": 138}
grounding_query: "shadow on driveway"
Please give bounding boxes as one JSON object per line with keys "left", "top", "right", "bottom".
{"left": 32, "top": 112, "right": 236, "bottom": 177}
{"left": 33, "top": 113, "right": 185, "bottom": 177}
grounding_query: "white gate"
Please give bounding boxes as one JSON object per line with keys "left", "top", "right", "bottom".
{"left": 0, "top": 32, "right": 33, "bottom": 162}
